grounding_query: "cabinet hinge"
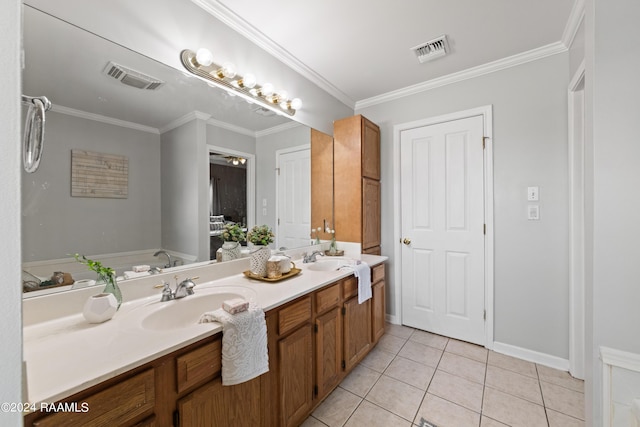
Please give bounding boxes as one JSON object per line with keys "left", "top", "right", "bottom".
{"left": 483, "top": 310, "right": 486, "bottom": 321}
{"left": 482, "top": 137, "right": 488, "bottom": 149}
{"left": 483, "top": 224, "right": 486, "bottom": 235}
{"left": 341, "top": 360, "right": 346, "bottom": 370}
{"left": 341, "top": 307, "right": 346, "bottom": 316}
{"left": 314, "top": 324, "right": 318, "bottom": 333}
{"left": 314, "top": 385, "right": 318, "bottom": 396}
{"left": 173, "top": 410, "right": 180, "bottom": 427}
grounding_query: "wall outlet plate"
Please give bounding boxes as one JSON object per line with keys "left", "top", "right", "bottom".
{"left": 528, "top": 204, "right": 540, "bottom": 220}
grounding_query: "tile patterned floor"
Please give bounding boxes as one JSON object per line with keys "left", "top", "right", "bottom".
{"left": 301, "top": 323, "right": 584, "bottom": 427}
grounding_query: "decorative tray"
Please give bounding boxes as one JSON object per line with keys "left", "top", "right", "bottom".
{"left": 243, "top": 267, "right": 302, "bottom": 282}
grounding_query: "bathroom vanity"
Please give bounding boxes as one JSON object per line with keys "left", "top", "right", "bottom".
{"left": 23, "top": 255, "right": 386, "bottom": 426}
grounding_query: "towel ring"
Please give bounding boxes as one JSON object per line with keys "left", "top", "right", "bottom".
{"left": 22, "top": 95, "right": 52, "bottom": 173}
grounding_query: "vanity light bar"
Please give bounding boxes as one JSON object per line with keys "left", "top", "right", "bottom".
{"left": 180, "top": 49, "right": 301, "bottom": 117}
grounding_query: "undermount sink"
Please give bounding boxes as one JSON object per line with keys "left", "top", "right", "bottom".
{"left": 139, "top": 286, "right": 256, "bottom": 331}
{"left": 305, "top": 259, "right": 347, "bottom": 271}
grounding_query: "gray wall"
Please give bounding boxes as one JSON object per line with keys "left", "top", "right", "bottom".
{"left": 1, "top": 0, "right": 23, "bottom": 421}
{"left": 206, "top": 124, "right": 256, "bottom": 156}
{"left": 358, "top": 53, "right": 571, "bottom": 359}
{"left": 256, "top": 125, "right": 310, "bottom": 236}
{"left": 585, "top": 0, "right": 640, "bottom": 424}
{"left": 22, "top": 111, "right": 162, "bottom": 261}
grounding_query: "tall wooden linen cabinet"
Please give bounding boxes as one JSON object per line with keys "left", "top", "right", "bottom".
{"left": 333, "top": 115, "right": 381, "bottom": 254}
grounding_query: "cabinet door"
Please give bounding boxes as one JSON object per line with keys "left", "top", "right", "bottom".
{"left": 279, "top": 325, "right": 314, "bottom": 427}
{"left": 362, "top": 178, "right": 381, "bottom": 250}
{"left": 372, "top": 281, "right": 386, "bottom": 344}
{"left": 343, "top": 296, "right": 372, "bottom": 371}
{"left": 315, "top": 307, "right": 342, "bottom": 399}
{"left": 362, "top": 117, "right": 380, "bottom": 180}
{"left": 178, "top": 376, "right": 261, "bottom": 427}
{"left": 311, "top": 128, "right": 334, "bottom": 241}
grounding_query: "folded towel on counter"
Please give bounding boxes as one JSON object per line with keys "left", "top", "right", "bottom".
{"left": 198, "top": 303, "right": 269, "bottom": 385}
{"left": 341, "top": 261, "right": 372, "bottom": 304}
{"left": 123, "top": 270, "right": 151, "bottom": 280}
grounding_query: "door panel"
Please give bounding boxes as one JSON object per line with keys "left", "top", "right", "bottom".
{"left": 401, "top": 115, "right": 485, "bottom": 345}
{"left": 277, "top": 148, "right": 311, "bottom": 249}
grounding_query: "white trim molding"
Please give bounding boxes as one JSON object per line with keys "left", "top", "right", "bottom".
{"left": 392, "top": 105, "right": 494, "bottom": 349}
{"left": 493, "top": 341, "right": 570, "bottom": 372}
{"left": 600, "top": 346, "right": 640, "bottom": 427}
{"left": 562, "top": 0, "right": 586, "bottom": 49}
{"left": 51, "top": 104, "right": 160, "bottom": 134}
{"left": 255, "top": 121, "right": 303, "bottom": 138}
{"left": 160, "top": 111, "right": 211, "bottom": 134}
{"left": 356, "top": 42, "right": 567, "bottom": 110}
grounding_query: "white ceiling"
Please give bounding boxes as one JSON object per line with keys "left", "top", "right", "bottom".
{"left": 200, "top": 0, "right": 577, "bottom": 106}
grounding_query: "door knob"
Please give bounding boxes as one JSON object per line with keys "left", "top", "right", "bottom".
{"left": 402, "top": 238, "right": 411, "bottom": 245}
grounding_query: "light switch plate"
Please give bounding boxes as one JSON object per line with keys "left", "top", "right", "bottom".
{"left": 527, "top": 186, "right": 539, "bottom": 201}
{"left": 528, "top": 205, "right": 540, "bottom": 220}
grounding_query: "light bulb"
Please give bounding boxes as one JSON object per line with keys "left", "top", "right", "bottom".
{"left": 240, "top": 158, "right": 246, "bottom": 165}
{"left": 217, "top": 62, "right": 236, "bottom": 79}
{"left": 195, "top": 48, "right": 214, "bottom": 67}
{"left": 290, "top": 98, "right": 302, "bottom": 110}
{"left": 278, "top": 90, "right": 288, "bottom": 102}
{"left": 238, "top": 73, "right": 257, "bottom": 89}
{"left": 232, "top": 159, "right": 239, "bottom": 165}
{"left": 260, "top": 83, "right": 274, "bottom": 97}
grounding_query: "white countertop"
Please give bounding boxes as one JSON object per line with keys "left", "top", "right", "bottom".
{"left": 23, "top": 254, "right": 386, "bottom": 405}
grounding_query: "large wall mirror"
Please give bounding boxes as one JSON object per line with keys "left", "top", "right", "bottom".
{"left": 21, "top": 5, "right": 326, "bottom": 296}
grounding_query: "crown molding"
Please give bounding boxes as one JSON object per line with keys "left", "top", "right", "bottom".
{"left": 562, "top": 0, "right": 585, "bottom": 49}
{"left": 255, "top": 121, "right": 302, "bottom": 138}
{"left": 51, "top": 105, "right": 160, "bottom": 134}
{"left": 355, "top": 41, "right": 568, "bottom": 110}
{"left": 206, "top": 117, "right": 256, "bottom": 137}
{"left": 159, "top": 111, "right": 212, "bottom": 134}
{"left": 190, "top": 0, "right": 355, "bottom": 108}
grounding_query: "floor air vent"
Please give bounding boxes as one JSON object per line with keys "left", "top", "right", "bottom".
{"left": 411, "top": 35, "right": 449, "bottom": 64}
{"left": 103, "top": 61, "right": 164, "bottom": 90}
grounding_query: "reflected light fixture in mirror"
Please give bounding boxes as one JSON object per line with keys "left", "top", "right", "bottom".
{"left": 181, "top": 48, "right": 302, "bottom": 117}
{"left": 226, "top": 156, "right": 246, "bottom": 166}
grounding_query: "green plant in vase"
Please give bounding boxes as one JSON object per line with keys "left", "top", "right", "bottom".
{"left": 74, "top": 254, "right": 122, "bottom": 309}
{"left": 246, "top": 225, "right": 275, "bottom": 276}
{"left": 247, "top": 224, "right": 275, "bottom": 246}
{"left": 219, "top": 223, "right": 246, "bottom": 261}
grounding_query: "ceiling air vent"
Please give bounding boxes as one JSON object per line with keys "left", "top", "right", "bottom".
{"left": 103, "top": 61, "right": 164, "bottom": 90}
{"left": 411, "top": 35, "right": 449, "bottom": 64}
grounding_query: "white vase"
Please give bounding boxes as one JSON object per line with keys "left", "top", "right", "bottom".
{"left": 83, "top": 293, "right": 118, "bottom": 324}
{"left": 249, "top": 245, "right": 271, "bottom": 277}
{"left": 221, "top": 241, "right": 241, "bottom": 261}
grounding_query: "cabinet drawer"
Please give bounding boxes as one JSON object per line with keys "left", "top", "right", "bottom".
{"left": 315, "top": 283, "right": 340, "bottom": 314}
{"left": 342, "top": 276, "right": 358, "bottom": 300}
{"left": 372, "top": 264, "right": 385, "bottom": 283}
{"left": 176, "top": 339, "right": 222, "bottom": 393}
{"left": 278, "top": 296, "right": 311, "bottom": 336}
{"left": 33, "top": 369, "right": 155, "bottom": 427}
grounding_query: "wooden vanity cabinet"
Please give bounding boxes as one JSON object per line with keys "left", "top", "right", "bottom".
{"left": 371, "top": 263, "right": 386, "bottom": 344}
{"left": 334, "top": 115, "right": 381, "bottom": 253}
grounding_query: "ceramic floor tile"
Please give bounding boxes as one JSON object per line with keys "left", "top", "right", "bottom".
{"left": 397, "top": 340, "right": 443, "bottom": 368}
{"left": 312, "top": 387, "right": 362, "bottom": 427}
{"left": 541, "top": 380, "right": 585, "bottom": 420}
{"left": 360, "top": 346, "right": 396, "bottom": 373}
{"left": 547, "top": 408, "right": 585, "bottom": 427}
{"left": 385, "top": 323, "right": 415, "bottom": 339}
{"left": 427, "top": 369, "right": 484, "bottom": 412}
{"left": 482, "top": 386, "right": 547, "bottom": 427}
{"left": 339, "top": 364, "right": 382, "bottom": 397}
{"left": 415, "top": 393, "right": 481, "bottom": 427}
{"left": 480, "top": 416, "right": 510, "bottom": 427}
{"left": 385, "top": 356, "right": 435, "bottom": 390}
{"left": 365, "top": 374, "right": 425, "bottom": 421}
{"left": 301, "top": 416, "right": 329, "bottom": 427}
{"left": 487, "top": 350, "right": 538, "bottom": 378}
{"left": 485, "top": 364, "right": 543, "bottom": 405}
{"left": 437, "top": 351, "right": 487, "bottom": 384}
{"left": 537, "top": 364, "right": 585, "bottom": 393}
{"left": 376, "top": 333, "right": 407, "bottom": 354}
{"left": 409, "top": 329, "right": 449, "bottom": 350}
{"left": 344, "top": 400, "right": 412, "bottom": 427}
{"left": 445, "top": 339, "right": 488, "bottom": 363}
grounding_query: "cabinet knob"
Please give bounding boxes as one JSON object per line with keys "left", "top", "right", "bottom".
{"left": 402, "top": 238, "right": 411, "bottom": 245}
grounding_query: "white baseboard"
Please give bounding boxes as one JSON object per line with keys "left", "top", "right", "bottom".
{"left": 385, "top": 314, "right": 399, "bottom": 325}
{"left": 493, "top": 341, "right": 570, "bottom": 372}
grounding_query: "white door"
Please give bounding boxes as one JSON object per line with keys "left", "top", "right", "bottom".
{"left": 400, "top": 115, "right": 486, "bottom": 345}
{"left": 277, "top": 148, "right": 311, "bottom": 249}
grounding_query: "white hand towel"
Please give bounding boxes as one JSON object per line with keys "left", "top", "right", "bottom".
{"left": 123, "top": 270, "right": 151, "bottom": 280}
{"left": 341, "top": 261, "right": 372, "bottom": 304}
{"left": 198, "top": 303, "right": 269, "bottom": 385}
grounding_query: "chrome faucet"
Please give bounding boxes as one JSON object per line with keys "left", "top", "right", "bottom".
{"left": 303, "top": 250, "right": 325, "bottom": 263}
{"left": 153, "top": 250, "right": 172, "bottom": 269}
{"left": 158, "top": 276, "right": 198, "bottom": 301}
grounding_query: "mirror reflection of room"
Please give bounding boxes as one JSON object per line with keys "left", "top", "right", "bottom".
{"left": 209, "top": 152, "right": 248, "bottom": 259}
